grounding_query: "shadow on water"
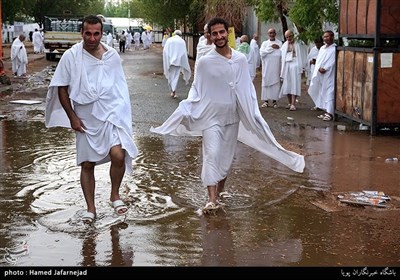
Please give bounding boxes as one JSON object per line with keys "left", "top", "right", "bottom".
{"left": 1, "top": 111, "right": 400, "bottom": 266}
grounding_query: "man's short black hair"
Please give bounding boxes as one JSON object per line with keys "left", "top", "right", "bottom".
{"left": 207, "top": 17, "right": 229, "bottom": 34}
{"left": 82, "top": 15, "right": 103, "bottom": 32}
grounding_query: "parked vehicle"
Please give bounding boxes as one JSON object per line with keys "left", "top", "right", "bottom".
{"left": 43, "top": 15, "right": 114, "bottom": 61}
{"left": 43, "top": 16, "right": 82, "bottom": 61}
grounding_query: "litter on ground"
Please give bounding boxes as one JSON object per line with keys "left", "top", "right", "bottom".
{"left": 337, "top": 190, "right": 390, "bottom": 208}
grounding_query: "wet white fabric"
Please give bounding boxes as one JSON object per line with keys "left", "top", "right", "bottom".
{"left": 45, "top": 42, "right": 138, "bottom": 172}
{"left": 151, "top": 48, "right": 305, "bottom": 177}
{"left": 201, "top": 123, "right": 239, "bottom": 186}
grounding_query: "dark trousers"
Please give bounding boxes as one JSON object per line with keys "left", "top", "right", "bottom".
{"left": 119, "top": 40, "right": 126, "bottom": 53}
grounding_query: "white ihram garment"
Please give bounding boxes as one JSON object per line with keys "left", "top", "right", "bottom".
{"left": 280, "top": 41, "right": 307, "bottom": 97}
{"left": 45, "top": 42, "right": 138, "bottom": 172}
{"left": 260, "top": 39, "right": 282, "bottom": 101}
{"left": 11, "top": 37, "right": 28, "bottom": 76}
{"left": 163, "top": 35, "right": 191, "bottom": 92}
{"left": 308, "top": 43, "right": 336, "bottom": 115}
{"left": 151, "top": 48, "right": 305, "bottom": 186}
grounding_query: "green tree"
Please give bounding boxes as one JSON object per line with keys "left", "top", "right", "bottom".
{"left": 2, "top": 0, "right": 105, "bottom": 27}
{"left": 135, "top": 0, "right": 193, "bottom": 30}
{"left": 2, "top": 0, "right": 32, "bottom": 23}
{"left": 254, "top": 0, "right": 291, "bottom": 37}
{"left": 289, "top": 0, "right": 339, "bottom": 43}
{"left": 254, "top": 0, "right": 339, "bottom": 43}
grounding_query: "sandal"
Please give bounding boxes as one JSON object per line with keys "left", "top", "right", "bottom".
{"left": 81, "top": 211, "right": 95, "bottom": 224}
{"left": 110, "top": 200, "right": 129, "bottom": 216}
{"left": 260, "top": 101, "right": 269, "bottom": 108}
{"left": 202, "top": 202, "right": 221, "bottom": 215}
{"left": 218, "top": 191, "right": 232, "bottom": 199}
{"left": 323, "top": 114, "right": 333, "bottom": 121}
{"left": 317, "top": 114, "right": 326, "bottom": 119}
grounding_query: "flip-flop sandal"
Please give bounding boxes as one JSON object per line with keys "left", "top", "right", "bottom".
{"left": 218, "top": 191, "right": 232, "bottom": 199}
{"left": 81, "top": 211, "right": 95, "bottom": 224}
{"left": 110, "top": 200, "right": 129, "bottom": 216}
{"left": 202, "top": 202, "right": 221, "bottom": 215}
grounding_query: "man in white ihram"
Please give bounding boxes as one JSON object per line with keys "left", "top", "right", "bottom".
{"left": 308, "top": 30, "right": 336, "bottom": 121}
{"left": 151, "top": 17, "right": 305, "bottom": 215}
{"left": 259, "top": 28, "right": 282, "bottom": 108}
{"left": 45, "top": 15, "right": 138, "bottom": 224}
{"left": 162, "top": 30, "right": 191, "bottom": 98}
{"left": 11, "top": 34, "right": 28, "bottom": 78}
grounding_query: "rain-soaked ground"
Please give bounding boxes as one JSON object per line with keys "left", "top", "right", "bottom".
{"left": 0, "top": 44, "right": 400, "bottom": 272}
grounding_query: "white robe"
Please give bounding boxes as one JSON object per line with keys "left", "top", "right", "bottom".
{"left": 195, "top": 40, "right": 214, "bottom": 75}
{"left": 162, "top": 35, "right": 191, "bottom": 92}
{"left": 250, "top": 38, "right": 261, "bottom": 68}
{"left": 45, "top": 42, "right": 138, "bottom": 172}
{"left": 306, "top": 46, "right": 319, "bottom": 86}
{"left": 133, "top": 32, "right": 141, "bottom": 49}
{"left": 106, "top": 33, "right": 113, "bottom": 47}
{"left": 141, "top": 31, "right": 151, "bottom": 49}
{"left": 32, "top": 31, "right": 43, "bottom": 53}
{"left": 259, "top": 39, "right": 282, "bottom": 101}
{"left": 151, "top": 48, "right": 305, "bottom": 182}
{"left": 11, "top": 37, "right": 28, "bottom": 76}
{"left": 280, "top": 41, "right": 307, "bottom": 97}
{"left": 308, "top": 43, "right": 336, "bottom": 115}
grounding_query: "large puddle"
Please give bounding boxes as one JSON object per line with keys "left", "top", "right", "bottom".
{"left": 1, "top": 47, "right": 399, "bottom": 268}
{"left": 1, "top": 116, "right": 400, "bottom": 266}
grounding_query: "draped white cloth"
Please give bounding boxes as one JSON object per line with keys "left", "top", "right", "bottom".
{"left": 250, "top": 38, "right": 261, "bottom": 68}
{"left": 32, "top": 30, "right": 43, "bottom": 53}
{"left": 11, "top": 37, "right": 28, "bottom": 76}
{"left": 45, "top": 42, "right": 138, "bottom": 172}
{"left": 259, "top": 39, "right": 282, "bottom": 101}
{"left": 280, "top": 41, "right": 307, "bottom": 97}
{"left": 308, "top": 43, "right": 336, "bottom": 115}
{"left": 306, "top": 46, "right": 319, "bottom": 86}
{"left": 151, "top": 48, "right": 305, "bottom": 181}
{"left": 194, "top": 40, "right": 214, "bottom": 74}
{"left": 141, "top": 31, "right": 151, "bottom": 49}
{"left": 162, "top": 35, "right": 191, "bottom": 91}
{"left": 106, "top": 33, "right": 113, "bottom": 47}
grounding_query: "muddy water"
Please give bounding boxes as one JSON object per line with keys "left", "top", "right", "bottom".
{"left": 1, "top": 47, "right": 400, "bottom": 268}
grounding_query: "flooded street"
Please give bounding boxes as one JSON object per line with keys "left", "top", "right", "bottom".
{"left": 0, "top": 44, "right": 400, "bottom": 270}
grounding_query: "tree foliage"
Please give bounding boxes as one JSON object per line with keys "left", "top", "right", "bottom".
{"left": 2, "top": 0, "right": 105, "bottom": 27}
{"left": 289, "top": 0, "right": 339, "bottom": 43}
{"left": 2, "top": 0, "right": 339, "bottom": 42}
{"left": 254, "top": 0, "right": 339, "bottom": 43}
{"left": 200, "top": 0, "right": 249, "bottom": 31}
{"left": 135, "top": 0, "right": 193, "bottom": 30}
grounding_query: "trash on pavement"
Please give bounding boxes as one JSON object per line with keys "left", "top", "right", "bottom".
{"left": 337, "top": 190, "right": 391, "bottom": 208}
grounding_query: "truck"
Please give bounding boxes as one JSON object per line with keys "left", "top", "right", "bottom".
{"left": 43, "top": 15, "right": 114, "bottom": 61}
{"left": 43, "top": 16, "right": 82, "bottom": 61}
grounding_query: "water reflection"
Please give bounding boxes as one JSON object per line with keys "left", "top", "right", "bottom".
{"left": 1, "top": 107, "right": 400, "bottom": 266}
{"left": 80, "top": 223, "right": 133, "bottom": 266}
